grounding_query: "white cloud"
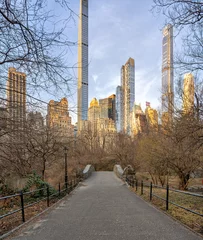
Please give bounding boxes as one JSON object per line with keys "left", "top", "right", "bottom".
{"left": 92, "top": 74, "right": 98, "bottom": 83}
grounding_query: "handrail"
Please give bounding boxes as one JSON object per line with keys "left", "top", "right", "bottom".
{"left": 0, "top": 187, "right": 49, "bottom": 200}
{"left": 125, "top": 177, "right": 203, "bottom": 218}
{"left": 152, "top": 183, "right": 203, "bottom": 198}
{"left": 168, "top": 199, "right": 203, "bottom": 217}
{"left": 168, "top": 187, "right": 203, "bottom": 198}
{"left": 0, "top": 208, "right": 22, "bottom": 220}
{"left": 0, "top": 193, "right": 20, "bottom": 201}
{"left": 0, "top": 176, "right": 81, "bottom": 236}
{"left": 23, "top": 187, "right": 47, "bottom": 196}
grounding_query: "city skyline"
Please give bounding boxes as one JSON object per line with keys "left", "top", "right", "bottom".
{"left": 1, "top": 1, "right": 186, "bottom": 126}
{"left": 1, "top": 0, "right": 182, "bottom": 125}
{"left": 49, "top": 0, "right": 178, "bottom": 123}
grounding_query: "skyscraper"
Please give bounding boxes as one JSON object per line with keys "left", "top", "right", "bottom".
{"left": 116, "top": 86, "right": 122, "bottom": 132}
{"left": 88, "top": 98, "right": 116, "bottom": 140}
{"left": 121, "top": 58, "right": 135, "bottom": 134}
{"left": 78, "top": 0, "right": 88, "bottom": 131}
{"left": 7, "top": 67, "right": 26, "bottom": 134}
{"left": 88, "top": 98, "right": 100, "bottom": 122}
{"left": 99, "top": 94, "right": 116, "bottom": 120}
{"left": 162, "top": 24, "right": 174, "bottom": 122}
{"left": 183, "top": 73, "right": 194, "bottom": 114}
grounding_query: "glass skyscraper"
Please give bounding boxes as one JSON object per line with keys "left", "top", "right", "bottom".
{"left": 116, "top": 86, "right": 122, "bottom": 132}
{"left": 78, "top": 0, "right": 88, "bottom": 131}
{"left": 162, "top": 24, "right": 174, "bottom": 121}
{"left": 116, "top": 58, "right": 135, "bottom": 134}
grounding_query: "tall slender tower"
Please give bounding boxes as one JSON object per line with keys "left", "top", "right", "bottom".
{"left": 121, "top": 58, "right": 135, "bottom": 134}
{"left": 183, "top": 73, "right": 194, "bottom": 114}
{"left": 78, "top": 0, "right": 88, "bottom": 131}
{"left": 162, "top": 24, "right": 174, "bottom": 123}
{"left": 116, "top": 86, "right": 122, "bottom": 132}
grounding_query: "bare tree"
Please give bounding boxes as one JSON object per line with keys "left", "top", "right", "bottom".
{"left": 153, "top": 1, "right": 203, "bottom": 72}
{"left": 0, "top": 0, "right": 76, "bottom": 97}
{"left": 136, "top": 133, "right": 168, "bottom": 186}
{"left": 0, "top": 0, "right": 77, "bottom": 187}
{"left": 153, "top": 0, "right": 203, "bottom": 27}
{"left": 26, "top": 125, "right": 61, "bottom": 181}
{"left": 110, "top": 133, "right": 139, "bottom": 169}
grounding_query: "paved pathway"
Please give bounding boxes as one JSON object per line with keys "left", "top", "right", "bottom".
{"left": 12, "top": 172, "right": 202, "bottom": 240}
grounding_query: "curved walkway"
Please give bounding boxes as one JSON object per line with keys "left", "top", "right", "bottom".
{"left": 12, "top": 172, "right": 202, "bottom": 240}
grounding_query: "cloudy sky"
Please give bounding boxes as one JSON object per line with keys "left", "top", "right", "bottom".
{"left": 57, "top": 0, "right": 170, "bottom": 122}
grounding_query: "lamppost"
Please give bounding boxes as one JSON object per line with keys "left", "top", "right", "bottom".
{"left": 64, "top": 147, "right": 68, "bottom": 190}
{"left": 166, "top": 158, "right": 169, "bottom": 185}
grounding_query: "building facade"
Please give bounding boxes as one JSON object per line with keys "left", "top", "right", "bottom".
{"left": 0, "top": 107, "right": 8, "bottom": 130}
{"left": 121, "top": 58, "right": 135, "bottom": 134}
{"left": 130, "top": 104, "right": 147, "bottom": 136}
{"left": 116, "top": 86, "right": 122, "bottom": 132}
{"left": 7, "top": 67, "right": 26, "bottom": 135}
{"left": 27, "top": 111, "right": 44, "bottom": 130}
{"left": 99, "top": 94, "right": 116, "bottom": 120}
{"left": 183, "top": 73, "right": 194, "bottom": 114}
{"left": 145, "top": 106, "right": 158, "bottom": 130}
{"left": 162, "top": 24, "right": 174, "bottom": 123}
{"left": 47, "top": 98, "right": 74, "bottom": 137}
{"left": 88, "top": 97, "right": 116, "bottom": 136}
{"left": 78, "top": 0, "right": 88, "bottom": 131}
{"left": 88, "top": 98, "right": 100, "bottom": 133}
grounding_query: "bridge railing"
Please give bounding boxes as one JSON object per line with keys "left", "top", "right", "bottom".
{"left": 0, "top": 176, "right": 80, "bottom": 237}
{"left": 126, "top": 177, "right": 203, "bottom": 218}
{"left": 83, "top": 165, "right": 95, "bottom": 179}
{"left": 113, "top": 165, "right": 124, "bottom": 179}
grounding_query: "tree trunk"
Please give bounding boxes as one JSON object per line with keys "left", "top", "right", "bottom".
{"left": 42, "top": 159, "right": 46, "bottom": 181}
{"left": 179, "top": 172, "right": 190, "bottom": 190}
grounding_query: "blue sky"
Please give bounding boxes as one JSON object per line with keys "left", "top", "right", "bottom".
{"left": 51, "top": 0, "right": 171, "bottom": 122}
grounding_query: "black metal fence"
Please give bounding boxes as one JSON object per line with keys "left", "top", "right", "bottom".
{"left": 0, "top": 177, "right": 80, "bottom": 226}
{"left": 126, "top": 177, "right": 203, "bottom": 217}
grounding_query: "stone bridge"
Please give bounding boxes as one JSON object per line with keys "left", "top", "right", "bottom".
{"left": 11, "top": 171, "right": 202, "bottom": 240}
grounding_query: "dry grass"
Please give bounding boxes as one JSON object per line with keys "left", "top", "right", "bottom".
{"left": 135, "top": 172, "right": 203, "bottom": 189}
{"left": 131, "top": 185, "right": 203, "bottom": 235}
{"left": 0, "top": 200, "right": 48, "bottom": 236}
{"left": 0, "top": 186, "right": 73, "bottom": 236}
